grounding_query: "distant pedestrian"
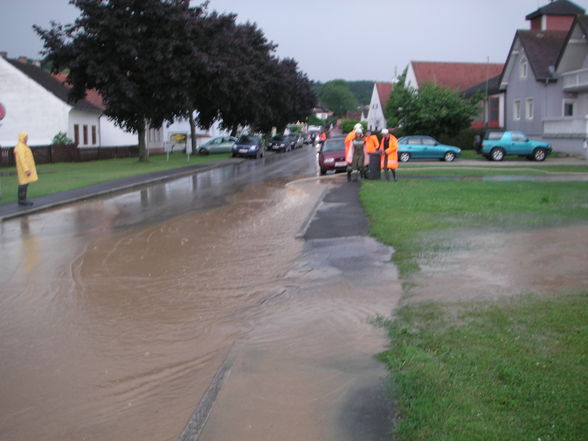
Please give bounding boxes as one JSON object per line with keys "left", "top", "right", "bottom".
{"left": 14, "top": 131, "right": 38, "bottom": 205}
{"left": 380, "top": 128, "right": 398, "bottom": 181}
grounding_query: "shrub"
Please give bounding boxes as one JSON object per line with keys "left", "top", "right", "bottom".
{"left": 52, "top": 131, "right": 74, "bottom": 145}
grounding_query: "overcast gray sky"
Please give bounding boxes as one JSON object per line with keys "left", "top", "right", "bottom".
{"left": 2, "top": 0, "right": 587, "bottom": 82}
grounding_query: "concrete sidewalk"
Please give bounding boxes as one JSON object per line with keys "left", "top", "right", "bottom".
{"left": 0, "top": 158, "right": 240, "bottom": 222}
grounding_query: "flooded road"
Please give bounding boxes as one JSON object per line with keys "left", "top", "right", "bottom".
{"left": 0, "top": 148, "right": 400, "bottom": 441}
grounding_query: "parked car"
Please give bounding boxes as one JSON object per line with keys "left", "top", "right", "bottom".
{"left": 232, "top": 135, "right": 265, "bottom": 159}
{"left": 198, "top": 136, "right": 237, "bottom": 154}
{"left": 318, "top": 136, "right": 347, "bottom": 175}
{"left": 285, "top": 134, "right": 304, "bottom": 149}
{"left": 397, "top": 136, "right": 461, "bottom": 162}
{"left": 267, "top": 135, "right": 291, "bottom": 153}
{"left": 479, "top": 130, "right": 552, "bottom": 161}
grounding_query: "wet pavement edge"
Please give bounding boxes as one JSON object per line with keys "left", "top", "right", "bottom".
{"left": 0, "top": 158, "right": 243, "bottom": 221}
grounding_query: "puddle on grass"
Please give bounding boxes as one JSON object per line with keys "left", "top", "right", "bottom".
{"left": 405, "top": 224, "right": 588, "bottom": 303}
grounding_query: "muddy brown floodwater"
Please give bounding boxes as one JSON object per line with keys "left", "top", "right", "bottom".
{"left": 0, "top": 172, "right": 401, "bottom": 441}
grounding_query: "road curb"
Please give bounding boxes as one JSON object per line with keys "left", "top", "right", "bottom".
{"left": 0, "top": 159, "right": 243, "bottom": 222}
{"left": 177, "top": 345, "right": 237, "bottom": 441}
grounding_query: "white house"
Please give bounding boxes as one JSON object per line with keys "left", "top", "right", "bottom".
{"left": 366, "top": 82, "right": 393, "bottom": 131}
{"left": 0, "top": 56, "right": 101, "bottom": 148}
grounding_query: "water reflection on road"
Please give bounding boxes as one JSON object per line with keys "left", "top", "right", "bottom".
{"left": 0, "top": 150, "right": 315, "bottom": 440}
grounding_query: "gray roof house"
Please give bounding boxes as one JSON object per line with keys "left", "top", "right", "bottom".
{"left": 546, "top": 15, "right": 588, "bottom": 154}
{"left": 498, "top": 0, "right": 586, "bottom": 155}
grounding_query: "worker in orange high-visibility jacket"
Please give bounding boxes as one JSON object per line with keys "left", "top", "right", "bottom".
{"left": 380, "top": 128, "right": 398, "bottom": 181}
{"left": 344, "top": 123, "right": 363, "bottom": 161}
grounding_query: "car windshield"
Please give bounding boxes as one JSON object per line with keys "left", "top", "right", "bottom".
{"left": 322, "top": 139, "right": 345, "bottom": 152}
{"left": 272, "top": 135, "right": 284, "bottom": 141}
{"left": 238, "top": 135, "right": 258, "bottom": 144}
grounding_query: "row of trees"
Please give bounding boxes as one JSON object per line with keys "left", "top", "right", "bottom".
{"left": 35, "top": 0, "right": 316, "bottom": 160}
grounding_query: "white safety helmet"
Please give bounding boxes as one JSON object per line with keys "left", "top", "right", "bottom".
{"left": 381, "top": 128, "right": 389, "bottom": 135}
{"left": 355, "top": 128, "right": 363, "bottom": 135}
{"left": 353, "top": 123, "right": 362, "bottom": 130}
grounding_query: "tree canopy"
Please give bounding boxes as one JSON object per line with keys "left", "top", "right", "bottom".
{"left": 385, "top": 74, "right": 479, "bottom": 139}
{"left": 35, "top": 0, "right": 315, "bottom": 160}
{"left": 318, "top": 80, "right": 357, "bottom": 117}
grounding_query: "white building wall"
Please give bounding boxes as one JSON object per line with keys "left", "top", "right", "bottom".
{"left": 69, "top": 109, "right": 101, "bottom": 147}
{"left": 99, "top": 116, "right": 138, "bottom": 147}
{"left": 366, "top": 85, "right": 386, "bottom": 131}
{"left": 405, "top": 63, "right": 419, "bottom": 89}
{"left": 0, "top": 57, "right": 70, "bottom": 147}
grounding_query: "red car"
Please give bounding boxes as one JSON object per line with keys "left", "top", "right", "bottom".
{"left": 318, "top": 136, "right": 347, "bottom": 175}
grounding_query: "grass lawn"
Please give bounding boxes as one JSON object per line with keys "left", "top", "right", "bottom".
{"left": 361, "top": 173, "right": 588, "bottom": 441}
{"left": 0, "top": 152, "right": 231, "bottom": 205}
{"left": 378, "top": 293, "right": 588, "bottom": 441}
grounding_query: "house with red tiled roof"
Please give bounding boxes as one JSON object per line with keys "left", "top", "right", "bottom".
{"left": 0, "top": 55, "right": 102, "bottom": 148}
{"left": 366, "top": 82, "right": 393, "bottom": 131}
{"left": 406, "top": 61, "right": 504, "bottom": 92}
{"left": 52, "top": 72, "right": 164, "bottom": 148}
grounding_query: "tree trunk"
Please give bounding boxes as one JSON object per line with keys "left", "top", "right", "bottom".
{"left": 189, "top": 112, "right": 197, "bottom": 154}
{"left": 138, "top": 123, "right": 147, "bottom": 162}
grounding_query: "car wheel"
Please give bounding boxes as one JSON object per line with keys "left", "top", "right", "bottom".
{"left": 198, "top": 148, "right": 209, "bottom": 155}
{"left": 320, "top": 168, "right": 326, "bottom": 175}
{"left": 532, "top": 148, "right": 547, "bottom": 162}
{"left": 399, "top": 152, "right": 411, "bottom": 162}
{"left": 490, "top": 148, "right": 505, "bottom": 161}
{"left": 443, "top": 151, "right": 456, "bottom": 162}
{"left": 231, "top": 152, "right": 237, "bottom": 158}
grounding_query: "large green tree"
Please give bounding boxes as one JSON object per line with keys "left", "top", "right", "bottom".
{"left": 386, "top": 77, "right": 478, "bottom": 139}
{"left": 318, "top": 79, "right": 357, "bottom": 117}
{"left": 35, "top": 0, "right": 202, "bottom": 161}
{"left": 35, "top": 0, "right": 315, "bottom": 158}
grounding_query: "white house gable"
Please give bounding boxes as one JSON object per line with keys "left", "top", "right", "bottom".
{"left": 0, "top": 57, "right": 71, "bottom": 146}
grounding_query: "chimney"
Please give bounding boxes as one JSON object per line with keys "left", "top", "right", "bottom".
{"left": 0, "top": 52, "right": 7, "bottom": 59}
{"left": 18, "top": 56, "right": 28, "bottom": 63}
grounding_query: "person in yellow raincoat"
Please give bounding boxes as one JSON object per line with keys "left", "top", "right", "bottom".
{"left": 380, "top": 128, "right": 398, "bottom": 181}
{"left": 14, "top": 132, "right": 38, "bottom": 205}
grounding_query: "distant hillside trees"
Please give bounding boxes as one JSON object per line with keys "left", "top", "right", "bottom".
{"left": 35, "top": 0, "right": 315, "bottom": 160}
{"left": 318, "top": 80, "right": 357, "bottom": 117}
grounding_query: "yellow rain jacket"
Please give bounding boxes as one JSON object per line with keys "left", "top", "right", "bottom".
{"left": 14, "top": 132, "right": 38, "bottom": 185}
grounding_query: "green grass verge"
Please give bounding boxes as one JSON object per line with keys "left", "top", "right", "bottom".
{"left": 360, "top": 179, "right": 588, "bottom": 277}
{"left": 362, "top": 173, "right": 588, "bottom": 441}
{"left": 0, "top": 152, "right": 230, "bottom": 204}
{"left": 378, "top": 293, "right": 588, "bottom": 441}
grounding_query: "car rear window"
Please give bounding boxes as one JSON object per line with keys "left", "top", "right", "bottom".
{"left": 485, "top": 131, "right": 503, "bottom": 140}
{"left": 322, "top": 139, "right": 345, "bottom": 152}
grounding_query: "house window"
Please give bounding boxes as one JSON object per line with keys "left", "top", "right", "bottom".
{"left": 520, "top": 57, "right": 528, "bottom": 79}
{"left": 525, "top": 98, "right": 534, "bottom": 120}
{"left": 563, "top": 100, "right": 575, "bottom": 117}
{"left": 83, "top": 125, "right": 88, "bottom": 145}
{"left": 513, "top": 100, "right": 521, "bottom": 120}
{"left": 74, "top": 124, "right": 79, "bottom": 145}
{"left": 92, "top": 126, "right": 97, "bottom": 145}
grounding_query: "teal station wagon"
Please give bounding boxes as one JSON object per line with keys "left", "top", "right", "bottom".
{"left": 479, "top": 130, "right": 552, "bottom": 161}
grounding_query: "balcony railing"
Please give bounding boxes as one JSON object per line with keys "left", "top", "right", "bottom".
{"left": 562, "top": 68, "right": 588, "bottom": 91}
{"left": 543, "top": 116, "right": 588, "bottom": 136}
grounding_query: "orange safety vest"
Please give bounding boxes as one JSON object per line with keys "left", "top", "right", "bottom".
{"left": 344, "top": 131, "right": 356, "bottom": 160}
{"left": 380, "top": 134, "right": 398, "bottom": 169}
{"left": 364, "top": 135, "right": 380, "bottom": 154}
